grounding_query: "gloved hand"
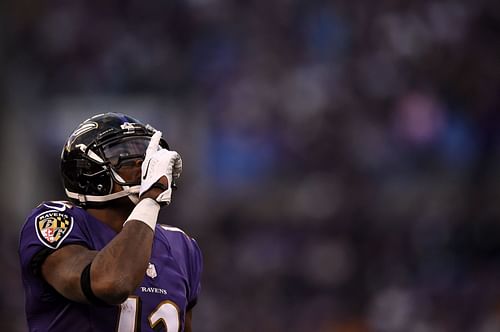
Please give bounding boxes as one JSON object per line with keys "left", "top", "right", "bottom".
{"left": 139, "top": 131, "right": 182, "bottom": 205}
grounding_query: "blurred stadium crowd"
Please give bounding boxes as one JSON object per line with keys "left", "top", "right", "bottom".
{"left": 1, "top": 0, "right": 500, "bottom": 331}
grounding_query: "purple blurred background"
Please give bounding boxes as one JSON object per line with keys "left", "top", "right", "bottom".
{"left": 1, "top": 0, "right": 500, "bottom": 331}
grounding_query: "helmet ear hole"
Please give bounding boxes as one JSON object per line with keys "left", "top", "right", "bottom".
{"left": 80, "top": 170, "right": 113, "bottom": 196}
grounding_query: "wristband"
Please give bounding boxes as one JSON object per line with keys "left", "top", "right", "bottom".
{"left": 123, "top": 198, "right": 160, "bottom": 231}
{"left": 80, "top": 262, "right": 108, "bottom": 306}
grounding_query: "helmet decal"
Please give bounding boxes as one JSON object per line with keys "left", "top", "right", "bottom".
{"left": 67, "top": 121, "right": 98, "bottom": 149}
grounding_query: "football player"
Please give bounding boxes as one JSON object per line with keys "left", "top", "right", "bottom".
{"left": 18, "top": 113, "right": 202, "bottom": 331}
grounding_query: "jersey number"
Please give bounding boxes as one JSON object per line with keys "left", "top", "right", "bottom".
{"left": 117, "top": 296, "right": 180, "bottom": 331}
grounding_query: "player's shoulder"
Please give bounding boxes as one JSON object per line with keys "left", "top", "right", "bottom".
{"left": 21, "top": 200, "right": 85, "bottom": 247}
{"left": 155, "top": 224, "right": 202, "bottom": 273}
{"left": 155, "top": 224, "right": 200, "bottom": 250}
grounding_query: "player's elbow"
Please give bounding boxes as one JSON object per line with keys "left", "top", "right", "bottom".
{"left": 92, "top": 277, "right": 137, "bottom": 305}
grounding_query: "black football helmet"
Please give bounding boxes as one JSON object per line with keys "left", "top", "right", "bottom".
{"left": 61, "top": 112, "right": 169, "bottom": 206}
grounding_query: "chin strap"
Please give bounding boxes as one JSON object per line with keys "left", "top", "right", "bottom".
{"left": 65, "top": 185, "right": 141, "bottom": 204}
{"left": 110, "top": 169, "right": 141, "bottom": 205}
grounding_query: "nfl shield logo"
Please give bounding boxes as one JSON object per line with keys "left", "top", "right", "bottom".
{"left": 146, "top": 263, "right": 157, "bottom": 279}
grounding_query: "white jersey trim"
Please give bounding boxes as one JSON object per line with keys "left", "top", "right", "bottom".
{"left": 159, "top": 225, "right": 187, "bottom": 235}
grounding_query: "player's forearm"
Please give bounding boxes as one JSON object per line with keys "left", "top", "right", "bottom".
{"left": 90, "top": 221, "right": 154, "bottom": 304}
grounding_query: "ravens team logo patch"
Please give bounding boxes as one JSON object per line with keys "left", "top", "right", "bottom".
{"left": 35, "top": 210, "right": 74, "bottom": 249}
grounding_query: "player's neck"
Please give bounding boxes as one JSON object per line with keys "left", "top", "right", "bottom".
{"left": 86, "top": 198, "right": 135, "bottom": 233}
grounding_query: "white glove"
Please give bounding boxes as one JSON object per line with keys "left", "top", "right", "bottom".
{"left": 139, "top": 131, "right": 182, "bottom": 205}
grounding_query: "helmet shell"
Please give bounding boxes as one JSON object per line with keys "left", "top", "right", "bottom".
{"left": 60, "top": 112, "right": 168, "bottom": 205}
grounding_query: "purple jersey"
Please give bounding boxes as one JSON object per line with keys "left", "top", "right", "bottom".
{"left": 18, "top": 201, "right": 202, "bottom": 332}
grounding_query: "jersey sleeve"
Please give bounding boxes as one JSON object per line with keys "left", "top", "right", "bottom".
{"left": 187, "top": 237, "right": 203, "bottom": 310}
{"left": 19, "top": 201, "right": 91, "bottom": 277}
